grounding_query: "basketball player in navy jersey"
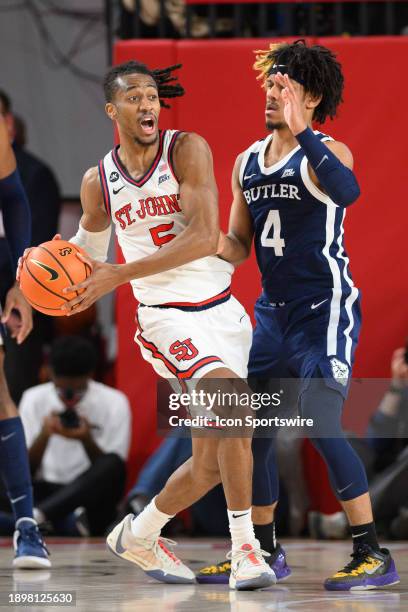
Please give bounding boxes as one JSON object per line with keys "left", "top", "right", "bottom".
{"left": 0, "top": 115, "right": 50, "bottom": 567}
{"left": 19, "top": 61, "right": 275, "bottom": 590}
{"left": 198, "top": 40, "right": 399, "bottom": 590}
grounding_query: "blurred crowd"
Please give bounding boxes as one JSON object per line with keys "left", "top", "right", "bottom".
{"left": 119, "top": 0, "right": 408, "bottom": 39}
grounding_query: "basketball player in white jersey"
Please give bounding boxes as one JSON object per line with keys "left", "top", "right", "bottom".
{"left": 19, "top": 61, "right": 275, "bottom": 590}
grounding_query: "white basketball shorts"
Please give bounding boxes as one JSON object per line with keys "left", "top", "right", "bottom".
{"left": 134, "top": 295, "right": 252, "bottom": 382}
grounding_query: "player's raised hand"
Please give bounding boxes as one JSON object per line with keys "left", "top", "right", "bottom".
{"left": 16, "top": 233, "right": 62, "bottom": 282}
{"left": 1, "top": 283, "right": 33, "bottom": 344}
{"left": 61, "top": 252, "right": 122, "bottom": 315}
{"left": 275, "top": 73, "right": 307, "bottom": 136}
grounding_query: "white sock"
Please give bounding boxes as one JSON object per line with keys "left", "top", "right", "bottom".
{"left": 130, "top": 497, "right": 174, "bottom": 539}
{"left": 33, "top": 507, "right": 45, "bottom": 524}
{"left": 227, "top": 507, "right": 256, "bottom": 550}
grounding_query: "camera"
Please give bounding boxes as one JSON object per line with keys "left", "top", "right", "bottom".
{"left": 59, "top": 409, "right": 80, "bottom": 429}
{"left": 56, "top": 386, "right": 86, "bottom": 428}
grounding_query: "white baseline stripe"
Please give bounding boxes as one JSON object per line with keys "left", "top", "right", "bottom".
{"left": 300, "top": 157, "right": 342, "bottom": 356}
{"left": 336, "top": 210, "right": 359, "bottom": 364}
{"left": 322, "top": 206, "right": 342, "bottom": 357}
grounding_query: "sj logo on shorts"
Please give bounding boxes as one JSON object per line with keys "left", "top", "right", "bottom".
{"left": 169, "top": 338, "right": 199, "bottom": 362}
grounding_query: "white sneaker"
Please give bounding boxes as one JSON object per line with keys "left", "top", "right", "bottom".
{"left": 106, "top": 514, "right": 195, "bottom": 584}
{"left": 228, "top": 542, "right": 276, "bottom": 590}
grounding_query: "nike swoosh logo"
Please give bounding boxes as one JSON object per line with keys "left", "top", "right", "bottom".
{"left": 31, "top": 259, "right": 59, "bottom": 281}
{"left": 115, "top": 525, "right": 126, "bottom": 554}
{"left": 11, "top": 495, "right": 26, "bottom": 504}
{"left": 351, "top": 531, "right": 368, "bottom": 538}
{"left": 337, "top": 482, "right": 354, "bottom": 494}
{"left": 232, "top": 512, "right": 249, "bottom": 519}
{"left": 315, "top": 154, "right": 329, "bottom": 170}
{"left": 113, "top": 186, "right": 125, "bottom": 195}
{"left": 1, "top": 432, "right": 16, "bottom": 441}
{"left": 244, "top": 174, "right": 257, "bottom": 180}
{"left": 311, "top": 299, "right": 328, "bottom": 310}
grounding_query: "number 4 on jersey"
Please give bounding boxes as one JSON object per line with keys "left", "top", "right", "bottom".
{"left": 260, "top": 210, "right": 285, "bottom": 256}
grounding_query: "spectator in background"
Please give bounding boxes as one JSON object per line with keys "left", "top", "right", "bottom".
{"left": 310, "top": 344, "right": 408, "bottom": 540}
{"left": 0, "top": 90, "right": 61, "bottom": 404}
{"left": 365, "top": 345, "right": 408, "bottom": 538}
{"left": 12, "top": 336, "right": 130, "bottom": 536}
{"left": 119, "top": 0, "right": 236, "bottom": 39}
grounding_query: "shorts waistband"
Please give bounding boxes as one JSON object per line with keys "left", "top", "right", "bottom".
{"left": 140, "top": 287, "right": 231, "bottom": 312}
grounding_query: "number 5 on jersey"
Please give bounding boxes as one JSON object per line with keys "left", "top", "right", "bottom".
{"left": 260, "top": 210, "right": 285, "bottom": 256}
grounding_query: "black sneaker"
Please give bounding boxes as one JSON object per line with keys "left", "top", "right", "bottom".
{"left": 324, "top": 544, "right": 400, "bottom": 591}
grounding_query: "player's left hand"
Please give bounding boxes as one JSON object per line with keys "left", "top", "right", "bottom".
{"left": 62, "top": 253, "right": 122, "bottom": 315}
{"left": 1, "top": 283, "right": 33, "bottom": 344}
{"left": 274, "top": 72, "right": 307, "bottom": 136}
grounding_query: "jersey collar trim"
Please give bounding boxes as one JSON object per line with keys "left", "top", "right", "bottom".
{"left": 258, "top": 129, "right": 326, "bottom": 176}
{"left": 111, "top": 130, "right": 165, "bottom": 188}
{"left": 259, "top": 134, "right": 301, "bottom": 175}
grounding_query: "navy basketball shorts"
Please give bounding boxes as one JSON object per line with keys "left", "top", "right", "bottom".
{"left": 248, "top": 288, "right": 361, "bottom": 399}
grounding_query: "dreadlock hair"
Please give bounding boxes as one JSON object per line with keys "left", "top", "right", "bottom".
{"left": 103, "top": 60, "right": 185, "bottom": 109}
{"left": 253, "top": 40, "right": 344, "bottom": 124}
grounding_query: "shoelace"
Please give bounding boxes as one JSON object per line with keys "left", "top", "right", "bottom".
{"left": 154, "top": 537, "right": 180, "bottom": 565}
{"left": 341, "top": 544, "right": 375, "bottom": 574}
{"left": 18, "top": 526, "right": 50, "bottom": 555}
{"left": 226, "top": 547, "right": 270, "bottom": 564}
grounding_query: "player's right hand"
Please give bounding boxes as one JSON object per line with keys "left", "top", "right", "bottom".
{"left": 16, "top": 233, "right": 61, "bottom": 282}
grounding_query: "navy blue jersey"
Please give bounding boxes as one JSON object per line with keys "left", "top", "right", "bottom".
{"left": 240, "top": 131, "right": 358, "bottom": 302}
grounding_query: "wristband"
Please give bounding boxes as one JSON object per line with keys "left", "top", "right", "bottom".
{"left": 296, "top": 127, "right": 360, "bottom": 207}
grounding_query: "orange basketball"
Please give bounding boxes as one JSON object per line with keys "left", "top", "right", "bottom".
{"left": 19, "top": 240, "right": 91, "bottom": 316}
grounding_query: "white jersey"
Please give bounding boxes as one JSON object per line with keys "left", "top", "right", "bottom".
{"left": 99, "top": 130, "right": 233, "bottom": 306}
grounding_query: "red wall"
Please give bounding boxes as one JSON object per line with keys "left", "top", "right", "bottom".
{"left": 114, "top": 38, "right": 408, "bottom": 479}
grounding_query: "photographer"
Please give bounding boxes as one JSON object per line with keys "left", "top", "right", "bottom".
{"left": 365, "top": 345, "right": 408, "bottom": 537}
{"left": 19, "top": 336, "right": 130, "bottom": 536}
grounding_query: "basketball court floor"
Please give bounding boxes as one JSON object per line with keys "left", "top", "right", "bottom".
{"left": 0, "top": 538, "right": 406, "bottom": 611}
